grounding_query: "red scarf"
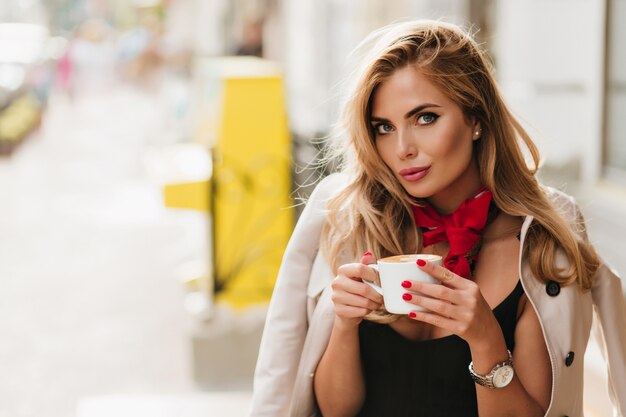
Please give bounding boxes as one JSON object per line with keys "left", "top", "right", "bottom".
{"left": 412, "top": 188, "right": 493, "bottom": 279}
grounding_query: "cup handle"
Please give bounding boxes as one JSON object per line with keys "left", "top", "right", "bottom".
{"left": 363, "top": 264, "right": 383, "bottom": 295}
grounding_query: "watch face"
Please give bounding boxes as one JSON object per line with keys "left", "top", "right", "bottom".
{"left": 493, "top": 365, "right": 514, "bottom": 388}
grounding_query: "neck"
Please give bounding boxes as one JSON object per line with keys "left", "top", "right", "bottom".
{"left": 427, "top": 158, "right": 482, "bottom": 215}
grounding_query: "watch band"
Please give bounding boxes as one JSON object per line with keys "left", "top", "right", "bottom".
{"left": 468, "top": 350, "right": 514, "bottom": 389}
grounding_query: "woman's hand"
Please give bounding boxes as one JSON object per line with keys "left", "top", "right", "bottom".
{"left": 402, "top": 259, "right": 501, "bottom": 348}
{"left": 331, "top": 252, "right": 384, "bottom": 329}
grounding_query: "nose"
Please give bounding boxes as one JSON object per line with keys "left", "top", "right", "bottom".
{"left": 397, "top": 130, "right": 417, "bottom": 159}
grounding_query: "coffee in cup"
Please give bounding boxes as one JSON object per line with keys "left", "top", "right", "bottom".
{"left": 364, "top": 254, "right": 442, "bottom": 314}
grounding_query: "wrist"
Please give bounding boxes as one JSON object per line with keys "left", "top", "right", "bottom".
{"left": 468, "top": 327, "right": 509, "bottom": 374}
{"left": 333, "top": 316, "right": 362, "bottom": 333}
{"left": 469, "top": 349, "right": 515, "bottom": 389}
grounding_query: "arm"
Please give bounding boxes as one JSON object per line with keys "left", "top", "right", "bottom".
{"left": 314, "top": 257, "right": 383, "bottom": 417}
{"left": 250, "top": 174, "right": 343, "bottom": 417}
{"left": 405, "top": 260, "right": 550, "bottom": 417}
{"left": 471, "top": 294, "right": 551, "bottom": 417}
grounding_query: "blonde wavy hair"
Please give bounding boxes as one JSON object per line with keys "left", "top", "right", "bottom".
{"left": 319, "top": 20, "right": 600, "bottom": 307}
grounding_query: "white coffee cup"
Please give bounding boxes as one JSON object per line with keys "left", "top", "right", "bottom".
{"left": 364, "top": 254, "right": 443, "bottom": 314}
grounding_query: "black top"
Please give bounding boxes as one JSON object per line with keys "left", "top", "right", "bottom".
{"left": 356, "top": 280, "right": 525, "bottom": 417}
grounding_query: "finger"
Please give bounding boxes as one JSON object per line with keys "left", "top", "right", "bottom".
{"left": 401, "top": 281, "right": 461, "bottom": 305}
{"left": 407, "top": 310, "right": 458, "bottom": 331}
{"left": 416, "top": 259, "right": 466, "bottom": 288}
{"left": 402, "top": 292, "right": 460, "bottom": 319}
{"left": 332, "top": 274, "right": 383, "bottom": 304}
{"left": 337, "top": 262, "right": 379, "bottom": 286}
{"left": 332, "top": 291, "right": 382, "bottom": 311}
{"left": 335, "top": 305, "right": 371, "bottom": 319}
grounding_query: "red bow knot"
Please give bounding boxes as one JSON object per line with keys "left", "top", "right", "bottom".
{"left": 412, "top": 189, "right": 493, "bottom": 279}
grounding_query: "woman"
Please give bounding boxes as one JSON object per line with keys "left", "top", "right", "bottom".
{"left": 249, "top": 20, "right": 626, "bottom": 417}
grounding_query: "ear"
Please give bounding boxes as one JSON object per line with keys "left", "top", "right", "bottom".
{"left": 472, "top": 121, "right": 482, "bottom": 141}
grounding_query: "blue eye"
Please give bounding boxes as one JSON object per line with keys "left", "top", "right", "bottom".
{"left": 373, "top": 123, "right": 394, "bottom": 135}
{"left": 416, "top": 112, "right": 438, "bottom": 125}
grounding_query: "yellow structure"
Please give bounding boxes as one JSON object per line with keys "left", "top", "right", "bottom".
{"left": 163, "top": 180, "right": 211, "bottom": 213}
{"left": 165, "top": 57, "right": 293, "bottom": 309}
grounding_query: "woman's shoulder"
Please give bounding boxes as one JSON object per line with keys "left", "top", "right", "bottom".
{"left": 292, "top": 172, "right": 350, "bottom": 226}
{"left": 540, "top": 184, "right": 575, "bottom": 205}
{"left": 539, "top": 184, "right": 579, "bottom": 219}
{"left": 539, "top": 184, "right": 589, "bottom": 239}
{"left": 306, "top": 172, "right": 350, "bottom": 205}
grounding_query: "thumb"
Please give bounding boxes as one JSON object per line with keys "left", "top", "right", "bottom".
{"left": 359, "top": 251, "right": 382, "bottom": 294}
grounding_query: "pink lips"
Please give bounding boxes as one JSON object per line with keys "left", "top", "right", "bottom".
{"left": 399, "top": 166, "right": 431, "bottom": 181}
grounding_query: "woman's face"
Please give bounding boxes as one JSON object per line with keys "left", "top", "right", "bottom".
{"left": 370, "top": 65, "right": 481, "bottom": 213}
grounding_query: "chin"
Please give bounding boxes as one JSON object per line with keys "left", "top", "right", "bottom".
{"left": 401, "top": 181, "right": 435, "bottom": 199}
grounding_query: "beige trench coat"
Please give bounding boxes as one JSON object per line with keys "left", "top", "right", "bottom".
{"left": 249, "top": 173, "right": 626, "bottom": 417}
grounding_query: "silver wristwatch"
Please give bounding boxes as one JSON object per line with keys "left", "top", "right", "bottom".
{"left": 468, "top": 350, "right": 514, "bottom": 389}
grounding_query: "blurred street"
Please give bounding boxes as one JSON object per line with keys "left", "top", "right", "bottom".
{"left": 0, "top": 85, "right": 250, "bottom": 416}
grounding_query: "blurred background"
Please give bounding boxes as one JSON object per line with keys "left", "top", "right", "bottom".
{"left": 0, "top": 0, "right": 624, "bottom": 416}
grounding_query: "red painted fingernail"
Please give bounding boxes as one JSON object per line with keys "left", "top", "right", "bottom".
{"left": 416, "top": 259, "right": 426, "bottom": 267}
{"left": 401, "top": 280, "right": 411, "bottom": 288}
{"left": 363, "top": 251, "right": 372, "bottom": 257}
{"left": 402, "top": 293, "right": 412, "bottom": 301}
{"left": 408, "top": 312, "right": 417, "bottom": 318}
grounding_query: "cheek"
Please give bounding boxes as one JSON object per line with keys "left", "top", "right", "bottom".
{"left": 426, "top": 124, "right": 472, "bottom": 159}
{"left": 375, "top": 139, "right": 393, "bottom": 166}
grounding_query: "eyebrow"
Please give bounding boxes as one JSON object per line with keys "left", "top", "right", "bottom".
{"left": 370, "top": 103, "right": 442, "bottom": 123}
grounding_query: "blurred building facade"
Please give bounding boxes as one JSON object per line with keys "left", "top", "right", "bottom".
{"left": 605, "top": 0, "right": 626, "bottom": 184}
{"left": 2, "top": 0, "right": 622, "bottom": 190}
{"left": 494, "top": 0, "right": 608, "bottom": 186}
{"left": 205, "top": 0, "right": 625, "bottom": 192}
